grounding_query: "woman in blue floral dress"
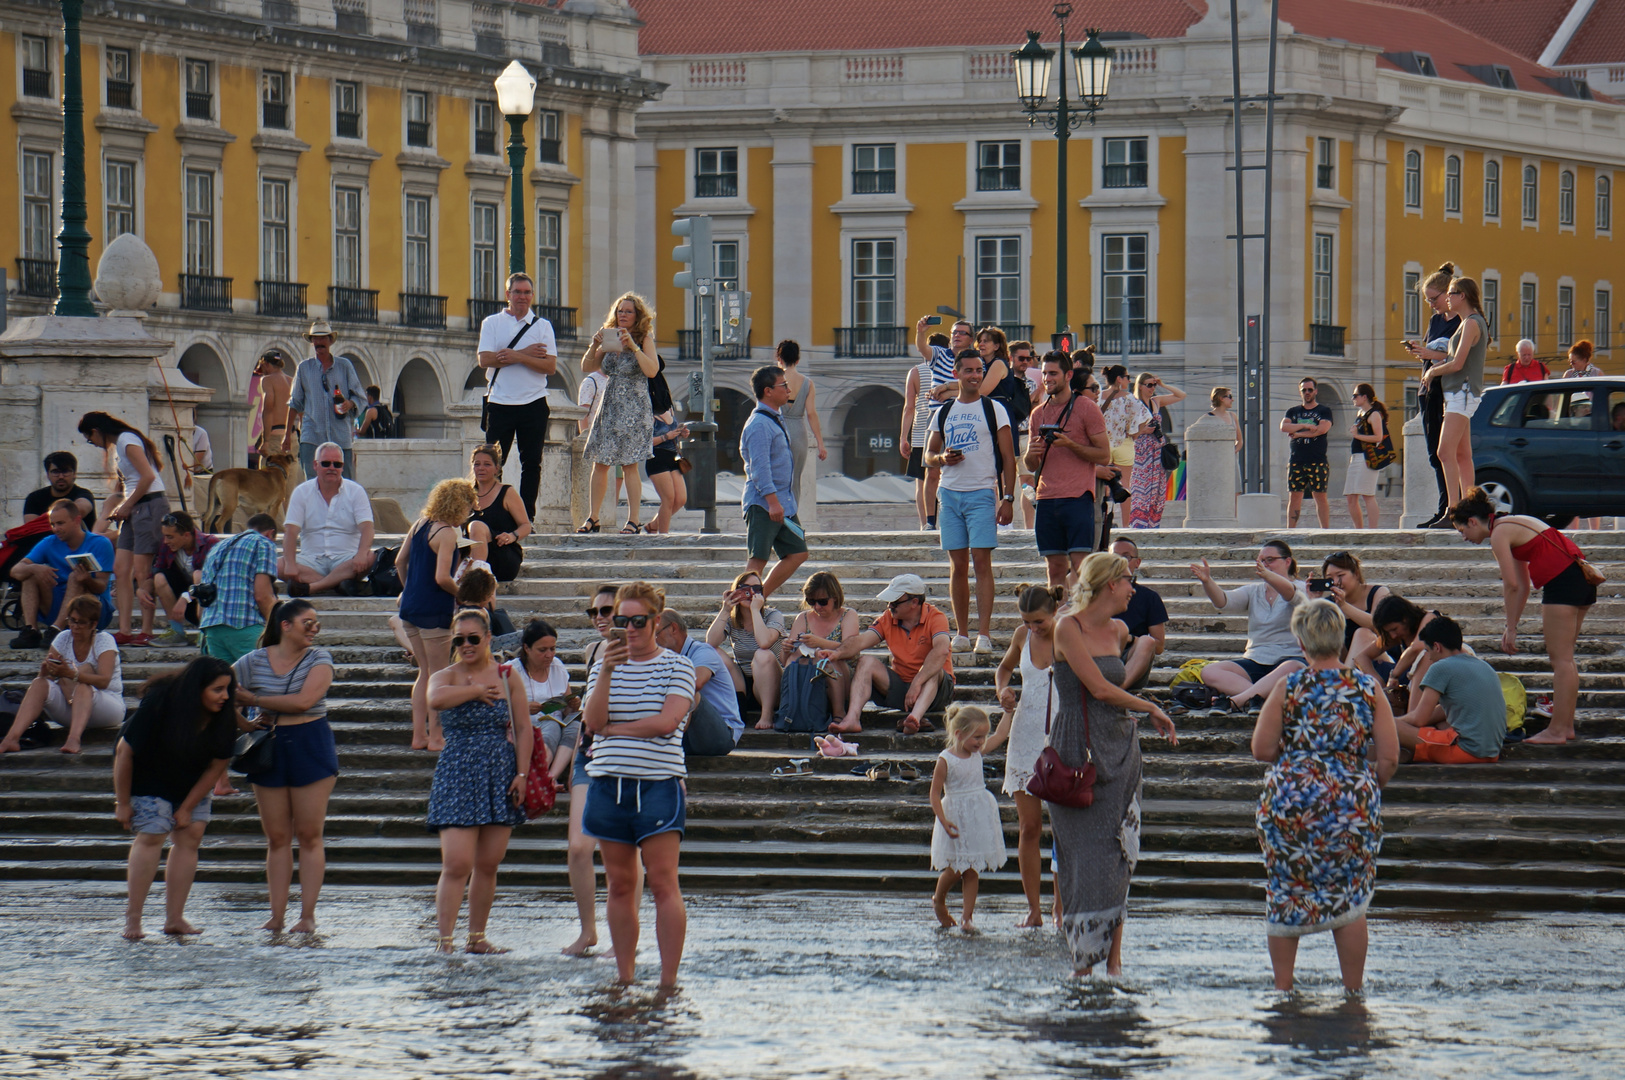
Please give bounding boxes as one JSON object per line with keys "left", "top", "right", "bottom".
{"left": 1253, "top": 599, "right": 1399, "bottom": 993}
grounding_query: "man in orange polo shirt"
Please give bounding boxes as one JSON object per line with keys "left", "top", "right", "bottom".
{"left": 822, "top": 573, "right": 954, "bottom": 735}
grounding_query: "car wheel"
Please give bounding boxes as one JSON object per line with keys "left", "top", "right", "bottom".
{"left": 1476, "top": 475, "right": 1523, "bottom": 516}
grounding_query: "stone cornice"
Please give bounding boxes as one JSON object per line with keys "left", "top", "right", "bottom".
{"left": 396, "top": 150, "right": 453, "bottom": 173}
{"left": 326, "top": 142, "right": 383, "bottom": 165}
{"left": 252, "top": 132, "right": 313, "bottom": 156}
{"left": 10, "top": 100, "right": 62, "bottom": 125}
{"left": 172, "top": 122, "right": 237, "bottom": 147}
{"left": 94, "top": 111, "right": 159, "bottom": 135}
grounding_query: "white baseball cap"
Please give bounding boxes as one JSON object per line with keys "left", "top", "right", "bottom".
{"left": 875, "top": 573, "right": 928, "bottom": 602}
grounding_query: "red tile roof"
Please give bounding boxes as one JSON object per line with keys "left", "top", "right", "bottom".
{"left": 1376, "top": 0, "right": 1572, "bottom": 62}
{"left": 1560, "top": 0, "right": 1625, "bottom": 64}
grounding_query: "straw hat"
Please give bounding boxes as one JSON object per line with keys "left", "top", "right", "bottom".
{"left": 304, "top": 320, "right": 338, "bottom": 341}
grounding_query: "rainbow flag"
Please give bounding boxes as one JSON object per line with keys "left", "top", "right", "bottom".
{"left": 1166, "top": 459, "right": 1187, "bottom": 502}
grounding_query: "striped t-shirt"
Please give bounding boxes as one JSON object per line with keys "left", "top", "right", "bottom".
{"left": 584, "top": 648, "right": 696, "bottom": 779}
{"left": 233, "top": 647, "right": 334, "bottom": 719}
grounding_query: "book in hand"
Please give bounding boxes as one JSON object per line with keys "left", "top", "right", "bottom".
{"left": 64, "top": 552, "right": 103, "bottom": 574}
{"left": 538, "top": 697, "right": 581, "bottom": 726}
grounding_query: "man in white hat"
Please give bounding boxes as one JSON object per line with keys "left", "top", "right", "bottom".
{"left": 283, "top": 321, "right": 366, "bottom": 481}
{"left": 820, "top": 573, "right": 954, "bottom": 736}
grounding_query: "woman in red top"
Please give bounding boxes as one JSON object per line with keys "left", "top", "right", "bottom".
{"left": 1450, "top": 487, "right": 1596, "bottom": 743}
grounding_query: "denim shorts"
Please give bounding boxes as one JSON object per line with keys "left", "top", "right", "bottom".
{"left": 1034, "top": 496, "right": 1096, "bottom": 557}
{"left": 244, "top": 717, "right": 339, "bottom": 789}
{"left": 571, "top": 742, "right": 592, "bottom": 789}
{"left": 938, "top": 487, "right": 998, "bottom": 551}
{"left": 131, "top": 794, "right": 212, "bottom": 834}
{"left": 581, "top": 775, "right": 685, "bottom": 846}
{"left": 1443, "top": 388, "right": 1481, "bottom": 417}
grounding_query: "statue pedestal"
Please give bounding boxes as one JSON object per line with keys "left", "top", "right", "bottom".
{"left": 1399, "top": 413, "right": 1437, "bottom": 527}
{"left": 1181, "top": 411, "right": 1240, "bottom": 528}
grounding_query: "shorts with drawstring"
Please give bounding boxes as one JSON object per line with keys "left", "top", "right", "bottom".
{"left": 581, "top": 774, "right": 685, "bottom": 846}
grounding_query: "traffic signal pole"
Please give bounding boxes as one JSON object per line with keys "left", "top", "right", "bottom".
{"left": 673, "top": 216, "right": 719, "bottom": 533}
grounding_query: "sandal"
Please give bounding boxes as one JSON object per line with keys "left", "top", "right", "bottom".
{"left": 865, "top": 763, "right": 891, "bottom": 782}
{"left": 576, "top": 518, "right": 599, "bottom": 534}
{"left": 772, "top": 758, "right": 811, "bottom": 776}
{"left": 895, "top": 762, "right": 919, "bottom": 782}
{"left": 465, "top": 931, "right": 509, "bottom": 955}
{"left": 620, "top": 521, "right": 643, "bottom": 535}
{"left": 436, "top": 934, "right": 456, "bottom": 954}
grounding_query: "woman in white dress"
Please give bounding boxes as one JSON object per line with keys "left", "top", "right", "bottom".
{"left": 986, "top": 583, "right": 1063, "bottom": 928}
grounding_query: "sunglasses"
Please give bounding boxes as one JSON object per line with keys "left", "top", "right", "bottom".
{"left": 452, "top": 634, "right": 484, "bottom": 647}
{"left": 887, "top": 596, "right": 918, "bottom": 610}
{"left": 1327, "top": 551, "right": 1352, "bottom": 562}
{"left": 808, "top": 596, "right": 832, "bottom": 607}
{"left": 317, "top": 461, "right": 344, "bottom": 469}
{"left": 585, "top": 605, "right": 615, "bottom": 618}
{"left": 612, "top": 614, "right": 652, "bottom": 629}
{"left": 160, "top": 514, "right": 189, "bottom": 528}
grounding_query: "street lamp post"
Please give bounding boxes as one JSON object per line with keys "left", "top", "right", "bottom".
{"left": 1011, "top": 7, "right": 1114, "bottom": 341}
{"left": 494, "top": 60, "right": 537, "bottom": 276}
{"left": 54, "top": 0, "right": 95, "bottom": 316}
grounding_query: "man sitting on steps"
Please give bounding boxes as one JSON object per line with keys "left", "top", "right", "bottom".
{"left": 1393, "top": 615, "right": 1507, "bottom": 764}
{"left": 822, "top": 573, "right": 954, "bottom": 736}
{"left": 279, "top": 442, "right": 375, "bottom": 597}
{"left": 655, "top": 609, "right": 742, "bottom": 757}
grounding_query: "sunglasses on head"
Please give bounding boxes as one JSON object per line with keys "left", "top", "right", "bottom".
{"left": 160, "top": 513, "right": 188, "bottom": 528}
{"left": 612, "top": 614, "right": 652, "bottom": 629}
{"left": 452, "top": 634, "right": 484, "bottom": 647}
{"left": 585, "top": 604, "right": 615, "bottom": 618}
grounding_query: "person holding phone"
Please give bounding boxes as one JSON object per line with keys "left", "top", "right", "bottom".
{"left": 579, "top": 293, "right": 660, "bottom": 535}
{"left": 1401, "top": 262, "right": 1461, "bottom": 527}
{"left": 425, "top": 608, "right": 531, "bottom": 953}
{"left": 707, "top": 569, "right": 786, "bottom": 728}
{"left": 0, "top": 595, "right": 123, "bottom": 755}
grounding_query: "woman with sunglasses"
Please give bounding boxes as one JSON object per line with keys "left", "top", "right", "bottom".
{"left": 780, "top": 571, "right": 859, "bottom": 723}
{"left": 583, "top": 582, "right": 696, "bottom": 986}
{"left": 232, "top": 598, "right": 338, "bottom": 933}
{"left": 426, "top": 608, "right": 531, "bottom": 953}
{"left": 707, "top": 570, "right": 785, "bottom": 729}
{"left": 1190, "top": 540, "right": 1308, "bottom": 712}
{"left": 562, "top": 584, "right": 626, "bottom": 956}
{"left": 399, "top": 478, "right": 479, "bottom": 751}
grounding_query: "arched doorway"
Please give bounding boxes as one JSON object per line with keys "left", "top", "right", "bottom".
{"left": 393, "top": 358, "right": 450, "bottom": 438}
{"left": 178, "top": 342, "right": 233, "bottom": 470}
{"left": 839, "top": 386, "right": 904, "bottom": 480}
{"left": 342, "top": 352, "right": 374, "bottom": 394}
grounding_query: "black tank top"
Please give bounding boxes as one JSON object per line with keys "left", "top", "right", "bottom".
{"left": 469, "top": 483, "right": 520, "bottom": 538}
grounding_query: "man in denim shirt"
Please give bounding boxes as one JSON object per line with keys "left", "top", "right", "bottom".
{"left": 283, "top": 321, "right": 367, "bottom": 480}
{"left": 740, "top": 365, "right": 809, "bottom": 598}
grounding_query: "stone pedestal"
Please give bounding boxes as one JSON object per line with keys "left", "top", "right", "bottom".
{"left": 1399, "top": 413, "right": 1436, "bottom": 528}
{"left": 1238, "top": 492, "right": 1283, "bottom": 528}
{"left": 1181, "top": 411, "right": 1240, "bottom": 528}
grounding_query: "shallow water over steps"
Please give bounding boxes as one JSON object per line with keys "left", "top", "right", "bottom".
{"left": 2, "top": 884, "right": 1622, "bottom": 1079}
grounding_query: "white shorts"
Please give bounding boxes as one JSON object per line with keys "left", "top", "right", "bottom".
{"left": 1443, "top": 389, "right": 1481, "bottom": 417}
{"left": 296, "top": 552, "right": 349, "bottom": 577}
{"left": 43, "top": 682, "right": 126, "bottom": 729}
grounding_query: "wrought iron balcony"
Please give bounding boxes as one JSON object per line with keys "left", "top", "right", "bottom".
{"left": 23, "top": 68, "right": 52, "bottom": 98}
{"left": 679, "top": 329, "right": 752, "bottom": 361}
{"left": 695, "top": 174, "right": 737, "bottom": 198}
{"left": 399, "top": 293, "right": 447, "bottom": 329}
{"left": 262, "top": 101, "right": 288, "bottom": 129}
{"left": 987, "top": 322, "right": 1034, "bottom": 343}
{"left": 328, "top": 286, "right": 378, "bottom": 324}
{"left": 833, "top": 326, "right": 909, "bottom": 359}
{"left": 256, "top": 280, "right": 307, "bottom": 319}
{"left": 474, "top": 129, "right": 496, "bottom": 156}
{"left": 976, "top": 165, "right": 1021, "bottom": 192}
{"left": 536, "top": 138, "right": 562, "bottom": 165}
{"left": 1102, "top": 163, "right": 1147, "bottom": 188}
{"left": 406, "top": 120, "right": 431, "bottom": 148}
{"left": 185, "top": 91, "right": 212, "bottom": 121}
{"left": 534, "top": 303, "right": 577, "bottom": 337}
{"left": 335, "top": 110, "right": 361, "bottom": 139}
{"left": 1317, "top": 164, "right": 1336, "bottom": 189}
{"left": 179, "top": 273, "right": 232, "bottom": 312}
{"left": 468, "top": 298, "right": 505, "bottom": 327}
{"left": 105, "top": 79, "right": 133, "bottom": 109}
{"left": 1309, "top": 323, "right": 1346, "bottom": 357}
{"left": 852, "top": 169, "right": 896, "bottom": 194}
{"left": 16, "top": 258, "right": 57, "bottom": 298}
{"left": 1078, "top": 322, "right": 1163, "bottom": 355}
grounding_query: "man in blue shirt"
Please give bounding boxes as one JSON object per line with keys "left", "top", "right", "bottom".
{"left": 282, "top": 321, "right": 367, "bottom": 481}
{"left": 656, "top": 609, "right": 742, "bottom": 756}
{"left": 8, "top": 500, "right": 114, "bottom": 648}
{"left": 739, "top": 365, "right": 809, "bottom": 598}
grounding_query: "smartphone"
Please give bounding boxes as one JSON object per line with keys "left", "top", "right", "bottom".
{"left": 609, "top": 628, "right": 628, "bottom": 646}
{"left": 1307, "top": 577, "right": 1333, "bottom": 592}
{"left": 924, "top": 315, "right": 943, "bottom": 325}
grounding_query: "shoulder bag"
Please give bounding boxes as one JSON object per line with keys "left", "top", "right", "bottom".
{"left": 1359, "top": 409, "right": 1398, "bottom": 471}
{"left": 1026, "top": 669, "right": 1097, "bottom": 808}
{"left": 1157, "top": 411, "right": 1181, "bottom": 472}
{"left": 499, "top": 662, "right": 557, "bottom": 819}
{"left": 230, "top": 649, "right": 317, "bottom": 775}
{"left": 481, "top": 314, "right": 540, "bottom": 432}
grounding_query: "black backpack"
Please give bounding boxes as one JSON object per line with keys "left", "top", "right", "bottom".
{"left": 987, "top": 362, "right": 1032, "bottom": 429}
{"left": 933, "top": 396, "right": 1008, "bottom": 497}
{"left": 363, "top": 403, "right": 396, "bottom": 439}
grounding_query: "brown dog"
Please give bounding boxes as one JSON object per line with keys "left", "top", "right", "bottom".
{"left": 203, "top": 451, "right": 302, "bottom": 532}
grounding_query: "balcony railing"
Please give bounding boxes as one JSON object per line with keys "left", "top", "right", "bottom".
{"left": 1102, "top": 163, "right": 1147, "bottom": 188}
{"left": 1317, "top": 164, "right": 1336, "bottom": 189}
{"left": 406, "top": 120, "right": 431, "bottom": 147}
{"left": 536, "top": 138, "right": 562, "bottom": 165}
{"left": 474, "top": 129, "right": 496, "bottom": 156}
{"left": 400, "top": 292, "right": 447, "bottom": 329}
{"left": 679, "top": 329, "right": 752, "bottom": 361}
{"left": 976, "top": 166, "right": 1021, "bottom": 192}
{"left": 335, "top": 110, "right": 360, "bottom": 139}
{"left": 1309, "top": 323, "right": 1346, "bottom": 357}
{"left": 468, "top": 298, "right": 505, "bottom": 327}
{"left": 833, "top": 326, "right": 910, "bottom": 359}
{"left": 105, "top": 79, "right": 133, "bottom": 109}
{"left": 852, "top": 169, "right": 896, "bottom": 194}
{"left": 185, "top": 91, "right": 212, "bottom": 121}
{"left": 262, "top": 101, "right": 288, "bottom": 129}
{"left": 256, "top": 280, "right": 307, "bottom": 319}
{"left": 16, "top": 258, "right": 57, "bottom": 298}
{"left": 534, "top": 302, "right": 577, "bottom": 337}
{"left": 1078, "top": 322, "right": 1163, "bottom": 355}
{"left": 695, "top": 173, "right": 738, "bottom": 198}
{"left": 179, "top": 273, "right": 233, "bottom": 312}
{"left": 328, "top": 286, "right": 379, "bottom": 324}
{"left": 23, "top": 68, "right": 52, "bottom": 98}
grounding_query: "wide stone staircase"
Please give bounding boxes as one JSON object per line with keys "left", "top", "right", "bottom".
{"left": 3, "top": 528, "right": 1623, "bottom": 912}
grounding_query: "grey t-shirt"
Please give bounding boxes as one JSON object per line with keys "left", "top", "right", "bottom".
{"left": 1419, "top": 653, "right": 1507, "bottom": 759}
{"left": 1221, "top": 580, "right": 1307, "bottom": 665}
{"left": 724, "top": 607, "right": 786, "bottom": 666}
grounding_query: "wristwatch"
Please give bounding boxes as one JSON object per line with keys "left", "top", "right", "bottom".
{"left": 1000, "top": 494, "right": 1015, "bottom": 503}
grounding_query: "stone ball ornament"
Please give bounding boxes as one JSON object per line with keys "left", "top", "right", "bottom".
{"left": 94, "top": 233, "right": 163, "bottom": 316}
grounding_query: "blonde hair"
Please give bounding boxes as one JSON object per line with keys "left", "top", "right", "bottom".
{"left": 448, "top": 607, "right": 492, "bottom": 661}
{"left": 602, "top": 291, "right": 655, "bottom": 347}
{"left": 421, "top": 478, "right": 476, "bottom": 526}
{"left": 1211, "top": 386, "right": 1232, "bottom": 409}
{"left": 1133, "top": 372, "right": 1159, "bottom": 399}
{"left": 615, "top": 580, "right": 666, "bottom": 616}
{"left": 1420, "top": 261, "right": 1456, "bottom": 297}
{"left": 1069, "top": 551, "right": 1129, "bottom": 610}
{"left": 1292, "top": 599, "right": 1346, "bottom": 661}
{"left": 944, "top": 702, "right": 990, "bottom": 746}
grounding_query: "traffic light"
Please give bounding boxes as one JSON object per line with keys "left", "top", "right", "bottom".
{"left": 672, "top": 216, "right": 713, "bottom": 291}
{"left": 1051, "top": 331, "right": 1075, "bottom": 354}
{"left": 719, "top": 289, "right": 751, "bottom": 345}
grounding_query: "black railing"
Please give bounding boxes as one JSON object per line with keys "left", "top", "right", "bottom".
{"left": 1309, "top": 323, "right": 1346, "bottom": 357}
{"left": 1078, "top": 322, "right": 1163, "bottom": 355}
{"left": 23, "top": 68, "right": 52, "bottom": 98}
{"left": 695, "top": 173, "right": 738, "bottom": 198}
{"left": 400, "top": 293, "right": 447, "bottom": 329}
{"left": 179, "top": 274, "right": 232, "bottom": 312}
{"left": 1317, "top": 164, "right": 1335, "bottom": 189}
{"left": 328, "top": 286, "right": 379, "bottom": 324}
{"left": 535, "top": 303, "right": 577, "bottom": 337}
{"left": 335, "top": 110, "right": 360, "bottom": 138}
{"left": 256, "top": 280, "right": 307, "bottom": 318}
{"left": 537, "top": 138, "right": 561, "bottom": 165}
{"left": 852, "top": 169, "right": 896, "bottom": 194}
{"left": 475, "top": 129, "right": 496, "bottom": 155}
{"left": 105, "top": 79, "right": 133, "bottom": 109}
{"left": 468, "top": 298, "right": 505, "bottom": 327}
{"left": 185, "top": 91, "right": 212, "bottom": 120}
{"left": 977, "top": 165, "right": 1021, "bottom": 192}
{"left": 262, "top": 101, "right": 288, "bottom": 129}
{"left": 833, "top": 326, "right": 909, "bottom": 358}
{"left": 1102, "top": 163, "right": 1147, "bottom": 188}
{"left": 406, "top": 120, "right": 431, "bottom": 147}
{"left": 16, "top": 258, "right": 57, "bottom": 298}
{"left": 539, "top": 41, "right": 571, "bottom": 67}
{"left": 679, "top": 329, "right": 752, "bottom": 361}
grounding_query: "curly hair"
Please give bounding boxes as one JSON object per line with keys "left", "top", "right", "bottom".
{"left": 603, "top": 292, "right": 655, "bottom": 348}
{"left": 421, "top": 478, "right": 476, "bottom": 526}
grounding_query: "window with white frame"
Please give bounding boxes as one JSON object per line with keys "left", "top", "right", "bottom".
{"left": 1482, "top": 278, "right": 1499, "bottom": 342}
{"left": 699, "top": 239, "right": 740, "bottom": 331}
{"left": 1445, "top": 155, "right": 1461, "bottom": 213}
{"left": 1103, "top": 137, "right": 1148, "bottom": 189}
{"left": 261, "top": 177, "right": 289, "bottom": 282}
{"left": 335, "top": 80, "right": 362, "bottom": 139}
{"left": 537, "top": 109, "right": 562, "bottom": 165}
{"left": 1316, "top": 137, "right": 1335, "bottom": 190}
{"left": 977, "top": 141, "right": 1021, "bottom": 192}
{"left": 184, "top": 59, "right": 211, "bottom": 121}
{"left": 1598, "top": 176, "right": 1612, "bottom": 232}
{"left": 406, "top": 91, "right": 431, "bottom": 148}
{"left": 105, "top": 47, "right": 132, "bottom": 109}
{"left": 404, "top": 195, "right": 432, "bottom": 292}
{"left": 1523, "top": 164, "right": 1539, "bottom": 222}
{"left": 1560, "top": 169, "right": 1575, "bottom": 226}
{"left": 1558, "top": 285, "right": 1574, "bottom": 347}
{"left": 473, "top": 100, "right": 497, "bottom": 156}
{"left": 1404, "top": 271, "right": 1421, "bottom": 336}
{"left": 22, "top": 35, "right": 51, "bottom": 98}
{"left": 472, "top": 202, "right": 499, "bottom": 299}
{"left": 852, "top": 143, "right": 896, "bottom": 194}
{"left": 1484, "top": 159, "right": 1501, "bottom": 218}
{"left": 695, "top": 148, "right": 738, "bottom": 198}
{"left": 536, "top": 209, "right": 560, "bottom": 304}
{"left": 22, "top": 151, "right": 53, "bottom": 260}
{"left": 1597, "top": 288, "right": 1611, "bottom": 349}
{"left": 184, "top": 168, "right": 214, "bottom": 275}
{"left": 1101, "top": 234, "right": 1147, "bottom": 323}
{"left": 334, "top": 186, "right": 362, "bottom": 287}
{"left": 975, "top": 237, "right": 1020, "bottom": 326}
{"left": 1521, "top": 281, "right": 1537, "bottom": 342}
{"left": 1404, "top": 150, "right": 1422, "bottom": 209}
{"left": 105, "top": 159, "right": 136, "bottom": 240}
{"left": 851, "top": 239, "right": 896, "bottom": 327}
{"left": 262, "top": 71, "right": 289, "bottom": 130}
{"left": 1312, "top": 233, "right": 1334, "bottom": 325}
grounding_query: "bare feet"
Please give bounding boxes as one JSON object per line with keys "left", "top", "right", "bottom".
{"left": 900, "top": 716, "right": 921, "bottom": 736}
{"left": 60, "top": 740, "right": 82, "bottom": 755}
{"left": 1525, "top": 728, "right": 1576, "bottom": 745}
{"left": 561, "top": 932, "right": 598, "bottom": 957}
{"left": 933, "top": 893, "right": 956, "bottom": 928}
{"left": 164, "top": 919, "right": 202, "bottom": 935}
{"left": 0, "top": 739, "right": 20, "bottom": 755}
{"left": 122, "top": 924, "right": 145, "bottom": 941}
{"left": 962, "top": 919, "right": 978, "bottom": 935}
{"left": 753, "top": 717, "right": 775, "bottom": 730}
{"left": 263, "top": 915, "right": 286, "bottom": 932}
{"left": 212, "top": 775, "right": 239, "bottom": 797}
{"left": 1106, "top": 962, "right": 1123, "bottom": 977}
{"left": 428, "top": 735, "right": 446, "bottom": 753}
{"left": 827, "top": 718, "right": 862, "bottom": 734}
{"left": 290, "top": 917, "right": 317, "bottom": 934}
{"left": 1016, "top": 911, "right": 1044, "bottom": 929}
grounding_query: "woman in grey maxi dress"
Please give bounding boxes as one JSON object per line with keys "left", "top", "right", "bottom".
{"left": 1047, "top": 552, "right": 1177, "bottom": 975}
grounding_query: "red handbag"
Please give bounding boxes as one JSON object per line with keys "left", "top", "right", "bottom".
{"left": 1026, "top": 670, "right": 1097, "bottom": 808}
{"left": 500, "top": 662, "right": 559, "bottom": 819}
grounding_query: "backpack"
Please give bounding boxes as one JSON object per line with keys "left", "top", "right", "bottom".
{"left": 363, "top": 403, "right": 396, "bottom": 439}
{"left": 365, "top": 545, "right": 401, "bottom": 597}
{"left": 987, "top": 363, "right": 1032, "bottom": 429}
{"left": 1498, "top": 672, "right": 1526, "bottom": 733}
{"left": 933, "top": 396, "right": 1008, "bottom": 496}
{"left": 775, "top": 656, "right": 833, "bottom": 733}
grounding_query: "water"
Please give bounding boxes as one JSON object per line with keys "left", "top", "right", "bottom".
{"left": 2, "top": 884, "right": 1623, "bottom": 1079}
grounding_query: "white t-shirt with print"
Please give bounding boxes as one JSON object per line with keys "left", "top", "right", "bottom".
{"left": 936, "top": 397, "right": 1010, "bottom": 493}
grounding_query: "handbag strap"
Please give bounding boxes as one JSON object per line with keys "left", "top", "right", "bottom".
{"left": 1069, "top": 614, "right": 1095, "bottom": 757}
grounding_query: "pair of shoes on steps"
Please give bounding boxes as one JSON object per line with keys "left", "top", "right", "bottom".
{"left": 152, "top": 629, "right": 191, "bottom": 647}
{"left": 8, "top": 625, "right": 46, "bottom": 650}
{"left": 952, "top": 634, "right": 996, "bottom": 654}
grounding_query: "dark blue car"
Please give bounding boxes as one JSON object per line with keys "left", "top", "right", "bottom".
{"left": 1471, "top": 376, "right": 1625, "bottom": 522}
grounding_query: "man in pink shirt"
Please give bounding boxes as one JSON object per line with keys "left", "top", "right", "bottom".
{"left": 1024, "top": 352, "right": 1112, "bottom": 589}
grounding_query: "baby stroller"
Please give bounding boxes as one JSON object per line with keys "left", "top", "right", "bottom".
{"left": 0, "top": 515, "right": 52, "bottom": 631}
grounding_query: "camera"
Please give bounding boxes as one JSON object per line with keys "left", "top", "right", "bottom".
{"left": 1105, "top": 469, "right": 1131, "bottom": 504}
{"left": 1039, "top": 423, "right": 1062, "bottom": 443}
{"left": 189, "top": 582, "right": 218, "bottom": 608}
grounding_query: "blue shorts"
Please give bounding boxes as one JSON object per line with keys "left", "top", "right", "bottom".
{"left": 245, "top": 717, "right": 339, "bottom": 789}
{"left": 1034, "top": 496, "right": 1096, "bottom": 557}
{"left": 938, "top": 487, "right": 998, "bottom": 551}
{"left": 581, "top": 775, "right": 685, "bottom": 846}
{"left": 1229, "top": 656, "right": 1303, "bottom": 684}
{"left": 131, "top": 795, "right": 213, "bottom": 834}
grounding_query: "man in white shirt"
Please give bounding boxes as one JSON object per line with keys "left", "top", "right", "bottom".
{"left": 924, "top": 350, "right": 1016, "bottom": 655}
{"left": 477, "top": 272, "right": 557, "bottom": 520}
{"left": 280, "top": 442, "right": 375, "bottom": 596}
{"left": 191, "top": 424, "right": 213, "bottom": 474}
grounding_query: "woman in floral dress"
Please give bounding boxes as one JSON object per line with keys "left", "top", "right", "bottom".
{"left": 1127, "top": 372, "right": 1186, "bottom": 529}
{"left": 579, "top": 292, "right": 660, "bottom": 535}
{"left": 1253, "top": 599, "right": 1399, "bottom": 993}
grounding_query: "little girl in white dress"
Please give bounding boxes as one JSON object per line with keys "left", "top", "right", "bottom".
{"left": 929, "top": 703, "right": 1007, "bottom": 930}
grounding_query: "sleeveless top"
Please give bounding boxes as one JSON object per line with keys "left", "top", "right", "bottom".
{"left": 782, "top": 373, "right": 810, "bottom": 421}
{"left": 469, "top": 484, "right": 520, "bottom": 539}
{"left": 1342, "top": 584, "right": 1383, "bottom": 652}
{"left": 1498, "top": 518, "right": 1584, "bottom": 587}
{"left": 1442, "top": 311, "right": 1490, "bottom": 395}
{"left": 910, "top": 361, "right": 933, "bottom": 444}
{"left": 400, "top": 520, "right": 457, "bottom": 629}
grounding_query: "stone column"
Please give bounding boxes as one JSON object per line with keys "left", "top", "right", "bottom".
{"left": 1181, "top": 412, "right": 1240, "bottom": 528}
{"left": 1399, "top": 412, "right": 1434, "bottom": 527}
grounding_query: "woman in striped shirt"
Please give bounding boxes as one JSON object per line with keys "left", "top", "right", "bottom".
{"left": 582, "top": 581, "right": 696, "bottom": 987}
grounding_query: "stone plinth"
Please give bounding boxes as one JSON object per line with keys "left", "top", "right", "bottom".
{"left": 1181, "top": 411, "right": 1239, "bottom": 528}
{"left": 1238, "top": 492, "right": 1283, "bottom": 528}
{"left": 1400, "top": 412, "right": 1437, "bottom": 528}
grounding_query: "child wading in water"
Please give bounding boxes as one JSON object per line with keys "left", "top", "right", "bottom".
{"left": 929, "top": 703, "right": 1007, "bottom": 930}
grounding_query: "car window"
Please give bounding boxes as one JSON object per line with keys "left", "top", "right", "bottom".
{"left": 1521, "top": 390, "right": 1593, "bottom": 429}
{"left": 1489, "top": 394, "right": 1522, "bottom": 427}
{"left": 1609, "top": 390, "right": 1625, "bottom": 433}
{"left": 1521, "top": 392, "right": 1562, "bottom": 427}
